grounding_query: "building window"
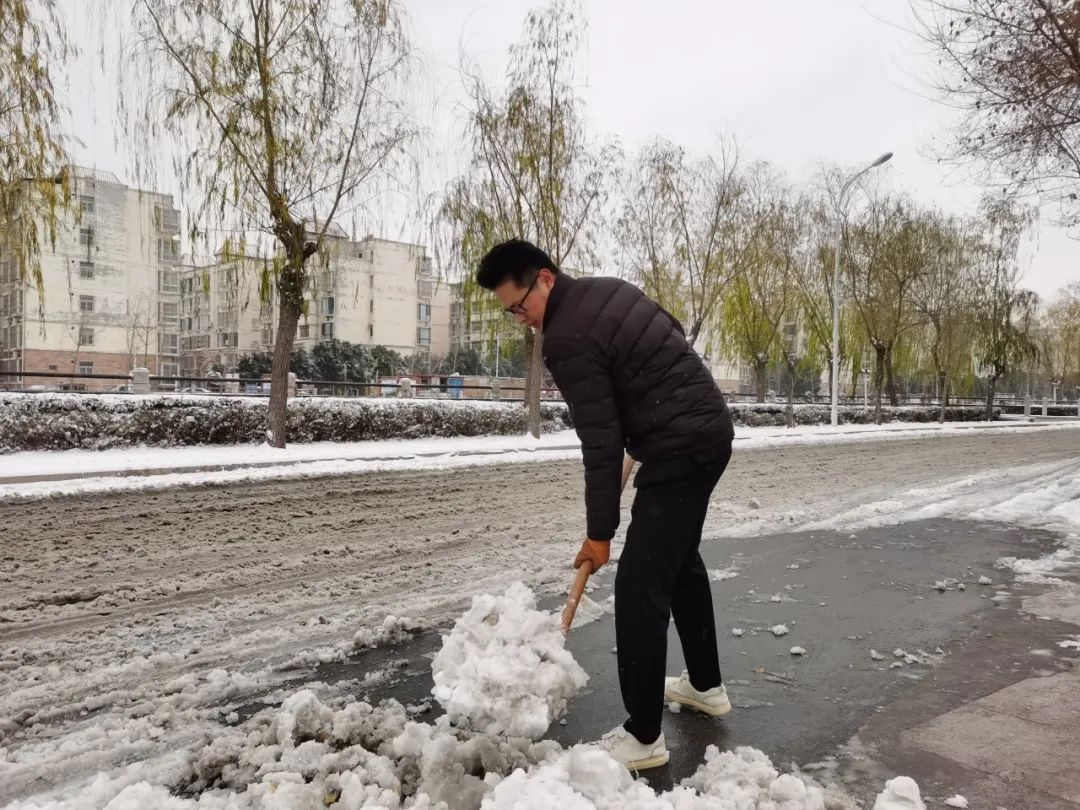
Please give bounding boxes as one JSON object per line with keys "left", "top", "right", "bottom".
{"left": 157, "top": 238, "right": 179, "bottom": 262}
{"left": 322, "top": 296, "right": 335, "bottom": 316}
{"left": 369, "top": 298, "right": 374, "bottom": 312}
{"left": 79, "top": 295, "right": 95, "bottom": 313}
{"left": 160, "top": 302, "right": 178, "bottom": 327}
{"left": 78, "top": 361, "right": 94, "bottom": 375}
{"left": 298, "top": 324, "right": 310, "bottom": 339}
{"left": 79, "top": 195, "right": 95, "bottom": 215}
{"left": 368, "top": 324, "right": 374, "bottom": 338}
{"left": 419, "top": 256, "right": 433, "bottom": 275}
{"left": 78, "top": 327, "right": 94, "bottom": 346}
{"left": 321, "top": 321, "right": 334, "bottom": 339}
{"left": 160, "top": 270, "right": 179, "bottom": 293}
{"left": 160, "top": 333, "right": 178, "bottom": 353}
{"left": 417, "top": 327, "right": 431, "bottom": 345}
{"left": 79, "top": 261, "right": 95, "bottom": 280}
{"left": 217, "top": 332, "right": 237, "bottom": 348}
{"left": 79, "top": 227, "right": 94, "bottom": 247}
{"left": 161, "top": 363, "right": 179, "bottom": 377}
{"left": 261, "top": 328, "right": 273, "bottom": 345}
{"left": 418, "top": 280, "right": 433, "bottom": 298}
{"left": 418, "top": 303, "right": 431, "bottom": 322}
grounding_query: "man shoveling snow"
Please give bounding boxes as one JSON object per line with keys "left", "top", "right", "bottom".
{"left": 478, "top": 240, "right": 736, "bottom": 770}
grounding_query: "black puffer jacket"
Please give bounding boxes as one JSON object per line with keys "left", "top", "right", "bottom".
{"left": 542, "top": 274, "right": 734, "bottom": 540}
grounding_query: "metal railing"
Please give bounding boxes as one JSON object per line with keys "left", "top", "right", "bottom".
{"left": 0, "top": 369, "right": 564, "bottom": 402}
{"left": 3, "top": 370, "right": 1075, "bottom": 412}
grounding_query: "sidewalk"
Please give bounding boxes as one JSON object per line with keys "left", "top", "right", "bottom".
{"left": 3, "top": 420, "right": 1077, "bottom": 495}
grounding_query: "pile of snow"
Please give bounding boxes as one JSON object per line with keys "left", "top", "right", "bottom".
{"left": 430, "top": 582, "right": 588, "bottom": 737}
{"left": 6, "top": 689, "right": 924, "bottom": 810}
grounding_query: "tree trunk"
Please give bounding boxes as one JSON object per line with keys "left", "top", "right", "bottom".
{"left": 755, "top": 361, "right": 768, "bottom": 403}
{"left": 884, "top": 343, "right": 899, "bottom": 407}
{"left": 985, "top": 373, "right": 999, "bottom": 422}
{"left": 939, "top": 372, "right": 948, "bottom": 424}
{"left": 787, "top": 361, "right": 795, "bottom": 428}
{"left": 269, "top": 290, "right": 301, "bottom": 449}
{"left": 873, "top": 343, "right": 886, "bottom": 425}
{"left": 525, "top": 330, "right": 543, "bottom": 438}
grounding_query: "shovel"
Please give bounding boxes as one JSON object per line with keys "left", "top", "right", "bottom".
{"left": 560, "top": 454, "right": 636, "bottom": 634}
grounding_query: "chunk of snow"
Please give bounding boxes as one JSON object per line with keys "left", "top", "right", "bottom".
{"left": 943, "top": 796, "right": 968, "bottom": 808}
{"left": 732, "top": 628, "right": 745, "bottom": 637}
{"left": 873, "top": 775, "right": 926, "bottom": 809}
{"left": 667, "top": 701, "right": 681, "bottom": 714}
{"left": 708, "top": 567, "right": 740, "bottom": 582}
{"left": 978, "top": 575, "right": 993, "bottom": 585}
{"left": 770, "top": 624, "right": 789, "bottom": 636}
{"left": 790, "top": 646, "right": 807, "bottom": 656}
{"left": 430, "top": 582, "right": 587, "bottom": 737}
{"left": 870, "top": 649, "right": 886, "bottom": 661}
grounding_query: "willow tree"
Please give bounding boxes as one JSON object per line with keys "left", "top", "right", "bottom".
{"left": 617, "top": 137, "right": 749, "bottom": 345}
{"left": 716, "top": 164, "right": 799, "bottom": 402}
{"left": 119, "top": 0, "right": 413, "bottom": 446}
{"left": 0, "top": 0, "right": 72, "bottom": 304}
{"left": 844, "top": 195, "right": 935, "bottom": 421}
{"left": 441, "top": 0, "right": 614, "bottom": 437}
{"left": 910, "top": 212, "right": 979, "bottom": 421}
{"left": 973, "top": 196, "right": 1039, "bottom": 419}
{"left": 1038, "top": 283, "right": 1080, "bottom": 399}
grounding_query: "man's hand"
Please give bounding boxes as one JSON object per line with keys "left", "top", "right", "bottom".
{"left": 574, "top": 539, "right": 610, "bottom": 573}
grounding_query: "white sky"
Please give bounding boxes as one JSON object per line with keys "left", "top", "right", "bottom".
{"left": 60, "top": 0, "right": 1078, "bottom": 299}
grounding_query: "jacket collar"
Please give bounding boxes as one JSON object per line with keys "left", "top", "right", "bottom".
{"left": 542, "top": 272, "right": 574, "bottom": 332}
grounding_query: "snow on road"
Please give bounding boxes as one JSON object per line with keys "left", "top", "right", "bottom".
{"left": 2, "top": 428, "right": 1079, "bottom": 807}
{"left": 2, "top": 420, "right": 1076, "bottom": 502}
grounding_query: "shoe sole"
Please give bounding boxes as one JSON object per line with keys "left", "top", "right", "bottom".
{"left": 627, "top": 751, "right": 670, "bottom": 771}
{"left": 664, "top": 689, "right": 732, "bottom": 717}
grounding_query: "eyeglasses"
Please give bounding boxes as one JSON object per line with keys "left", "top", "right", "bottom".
{"left": 505, "top": 273, "right": 539, "bottom": 317}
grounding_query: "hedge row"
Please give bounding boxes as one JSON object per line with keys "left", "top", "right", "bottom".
{"left": 0, "top": 394, "right": 573, "bottom": 453}
{"left": 728, "top": 403, "right": 998, "bottom": 428}
{"left": 0, "top": 394, "right": 997, "bottom": 453}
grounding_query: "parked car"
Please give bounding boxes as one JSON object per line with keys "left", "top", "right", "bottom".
{"left": 107, "top": 384, "right": 133, "bottom": 393}
{"left": 178, "top": 386, "right": 213, "bottom": 394}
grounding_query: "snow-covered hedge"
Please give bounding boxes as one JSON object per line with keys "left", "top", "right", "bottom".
{"left": 0, "top": 393, "right": 573, "bottom": 453}
{"left": 727, "top": 403, "right": 997, "bottom": 428}
{"left": 0, "top": 394, "right": 997, "bottom": 453}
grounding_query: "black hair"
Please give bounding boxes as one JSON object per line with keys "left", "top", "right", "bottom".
{"left": 476, "top": 239, "right": 560, "bottom": 290}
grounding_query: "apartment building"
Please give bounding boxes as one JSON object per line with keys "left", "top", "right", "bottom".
{"left": 178, "top": 232, "right": 451, "bottom": 376}
{"left": 0, "top": 167, "right": 181, "bottom": 386}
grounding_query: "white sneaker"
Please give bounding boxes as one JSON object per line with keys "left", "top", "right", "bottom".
{"left": 583, "top": 726, "right": 669, "bottom": 771}
{"left": 664, "top": 671, "right": 732, "bottom": 716}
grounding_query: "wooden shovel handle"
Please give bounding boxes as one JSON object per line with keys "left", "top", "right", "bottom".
{"left": 560, "top": 455, "right": 636, "bottom": 635}
{"left": 561, "top": 562, "right": 593, "bottom": 634}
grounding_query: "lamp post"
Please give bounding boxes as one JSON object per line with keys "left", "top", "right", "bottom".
{"left": 831, "top": 152, "right": 893, "bottom": 426}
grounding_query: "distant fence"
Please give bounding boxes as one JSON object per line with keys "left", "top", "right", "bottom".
{"left": 2, "top": 369, "right": 1078, "bottom": 414}
{"left": 0, "top": 369, "right": 564, "bottom": 403}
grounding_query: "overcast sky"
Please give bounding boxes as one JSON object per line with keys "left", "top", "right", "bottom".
{"left": 61, "top": 0, "right": 1077, "bottom": 298}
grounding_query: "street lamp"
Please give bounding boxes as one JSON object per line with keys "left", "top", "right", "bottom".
{"left": 831, "top": 152, "right": 893, "bottom": 426}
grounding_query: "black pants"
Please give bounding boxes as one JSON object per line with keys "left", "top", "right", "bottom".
{"left": 617, "top": 449, "right": 731, "bottom": 744}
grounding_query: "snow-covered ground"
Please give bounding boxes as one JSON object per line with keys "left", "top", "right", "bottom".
{"left": 2, "top": 427, "right": 1079, "bottom": 808}
{"left": 1, "top": 419, "right": 1076, "bottom": 502}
